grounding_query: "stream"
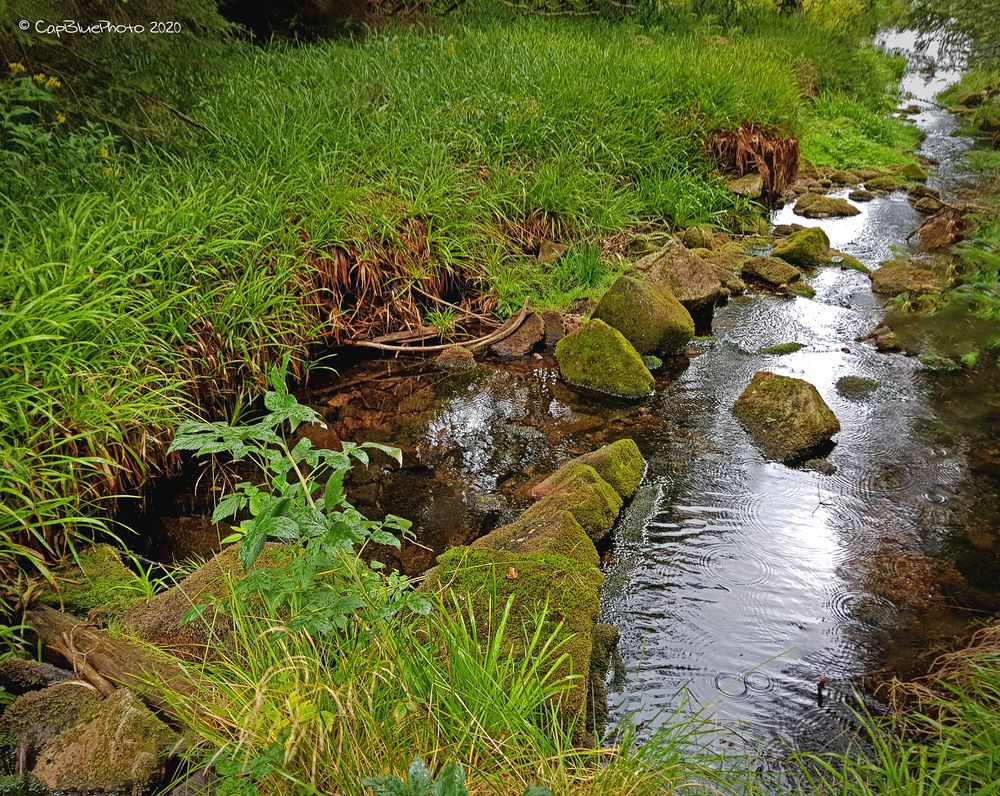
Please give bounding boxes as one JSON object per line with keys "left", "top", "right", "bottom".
{"left": 129, "top": 30, "right": 1000, "bottom": 760}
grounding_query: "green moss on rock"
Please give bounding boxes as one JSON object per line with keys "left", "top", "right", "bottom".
{"left": 586, "top": 623, "right": 620, "bottom": 737}
{"left": 871, "top": 260, "right": 946, "bottom": 296}
{"left": 760, "top": 342, "right": 805, "bottom": 355}
{"left": 38, "top": 545, "right": 143, "bottom": 619}
{"left": 572, "top": 439, "right": 645, "bottom": 499}
{"left": 742, "top": 256, "right": 801, "bottom": 287}
{"left": 901, "top": 161, "right": 929, "bottom": 182}
{"left": 521, "top": 462, "right": 623, "bottom": 543}
{"left": 771, "top": 227, "right": 830, "bottom": 265}
{"left": 836, "top": 375, "right": 879, "bottom": 399}
{"left": 0, "top": 684, "right": 102, "bottom": 763}
{"left": 472, "top": 510, "right": 600, "bottom": 569}
{"left": 793, "top": 193, "right": 860, "bottom": 219}
{"left": 424, "top": 547, "right": 603, "bottom": 721}
{"left": 865, "top": 175, "right": 905, "bottom": 192}
{"left": 592, "top": 276, "right": 694, "bottom": 356}
{"left": 555, "top": 319, "right": 654, "bottom": 399}
{"left": 829, "top": 251, "right": 870, "bottom": 274}
{"left": 32, "top": 688, "right": 176, "bottom": 795}
{"left": 787, "top": 281, "right": 816, "bottom": 298}
{"left": 732, "top": 371, "right": 841, "bottom": 463}
{"left": 681, "top": 226, "right": 714, "bottom": 249}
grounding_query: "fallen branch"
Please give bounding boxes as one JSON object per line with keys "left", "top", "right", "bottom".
{"left": 26, "top": 605, "right": 194, "bottom": 716}
{"left": 353, "top": 299, "right": 530, "bottom": 354}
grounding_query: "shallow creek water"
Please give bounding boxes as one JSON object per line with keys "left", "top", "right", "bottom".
{"left": 131, "top": 31, "right": 999, "bottom": 758}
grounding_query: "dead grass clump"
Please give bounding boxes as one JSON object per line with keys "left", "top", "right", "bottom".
{"left": 707, "top": 123, "right": 800, "bottom": 202}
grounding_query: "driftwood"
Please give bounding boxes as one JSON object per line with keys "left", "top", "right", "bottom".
{"left": 26, "top": 605, "right": 193, "bottom": 716}
{"left": 353, "top": 299, "right": 530, "bottom": 353}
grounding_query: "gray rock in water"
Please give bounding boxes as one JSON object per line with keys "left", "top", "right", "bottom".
{"left": 32, "top": 688, "right": 176, "bottom": 795}
{"left": 633, "top": 239, "right": 724, "bottom": 323}
{"left": 836, "top": 375, "right": 879, "bottom": 400}
{"left": 490, "top": 312, "right": 545, "bottom": 358}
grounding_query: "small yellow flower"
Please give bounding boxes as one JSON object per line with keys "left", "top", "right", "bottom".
{"left": 105, "top": 167, "right": 114, "bottom": 177}
{"left": 99, "top": 146, "right": 110, "bottom": 159}
{"left": 7, "top": 62, "right": 26, "bottom": 75}
{"left": 46, "top": 76, "right": 62, "bottom": 90}
{"left": 33, "top": 73, "right": 46, "bottom": 83}
{"left": 55, "top": 111, "right": 67, "bottom": 124}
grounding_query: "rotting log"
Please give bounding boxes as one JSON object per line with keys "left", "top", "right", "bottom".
{"left": 25, "top": 605, "right": 194, "bottom": 717}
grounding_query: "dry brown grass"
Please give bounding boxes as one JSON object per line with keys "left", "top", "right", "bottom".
{"left": 707, "top": 123, "right": 800, "bottom": 202}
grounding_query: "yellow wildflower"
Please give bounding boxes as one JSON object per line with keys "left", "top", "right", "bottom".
{"left": 55, "top": 111, "right": 67, "bottom": 124}
{"left": 8, "top": 62, "right": 27, "bottom": 75}
{"left": 33, "top": 73, "right": 46, "bottom": 83}
{"left": 99, "top": 146, "right": 110, "bottom": 159}
{"left": 46, "top": 76, "right": 62, "bottom": 90}
{"left": 105, "top": 167, "right": 115, "bottom": 177}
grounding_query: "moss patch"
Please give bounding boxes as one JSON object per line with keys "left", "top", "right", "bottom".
{"left": 472, "top": 510, "right": 600, "bottom": 569}
{"left": 760, "top": 342, "right": 805, "bottom": 355}
{"left": 788, "top": 281, "right": 816, "bottom": 298}
{"left": 771, "top": 227, "right": 831, "bottom": 265}
{"left": 793, "top": 193, "right": 860, "bottom": 219}
{"left": 425, "top": 547, "right": 603, "bottom": 721}
{"left": 0, "top": 684, "right": 102, "bottom": 761}
{"left": 38, "top": 545, "right": 143, "bottom": 620}
{"left": 865, "top": 175, "right": 905, "bottom": 192}
{"left": 836, "top": 375, "right": 879, "bottom": 399}
{"left": 592, "top": 275, "right": 694, "bottom": 356}
{"left": 571, "top": 439, "right": 645, "bottom": 499}
{"left": 732, "top": 371, "right": 841, "bottom": 463}
{"left": 742, "top": 256, "right": 801, "bottom": 287}
{"left": 555, "top": 319, "right": 654, "bottom": 399}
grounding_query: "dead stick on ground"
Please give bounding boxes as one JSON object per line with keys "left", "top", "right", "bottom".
{"left": 353, "top": 299, "right": 530, "bottom": 354}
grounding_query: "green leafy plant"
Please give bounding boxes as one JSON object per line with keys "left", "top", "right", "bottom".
{"left": 169, "top": 358, "right": 430, "bottom": 634}
{"left": 362, "top": 757, "right": 557, "bottom": 796}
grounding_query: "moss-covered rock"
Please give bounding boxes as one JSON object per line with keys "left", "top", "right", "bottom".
{"left": 871, "top": 260, "right": 947, "bottom": 296}
{"left": 760, "top": 342, "right": 805, "bottom": 355}
{"left": 0, "top": 684, "right": 103, "bottom": 769}
{"left": 473, "top": 509, "right": 599, "bottom": 568}
{"left": 726, "top": 173, "right": 764, "bottom": 198}
{"left": 849, "top": 188, "right": 875, "bottom": 202}
{"left": 787, "top": 281, "right": 816, "bottom": 298}
{"left": 681, "top": 226, "right": 714, "bottom": 249}
{"left": 435, "top": 345, "right": 476, "bottom": 371}
{"left": 865, "top": 175, "right": 905, "bottom": 192}
{"left": 121, "top": 544, "right": 278, "bottom": 654}
{"left": 633, "top": 240, "right": 724, "bottom": 320}
{"left": 901, "top": 161, "right": 929, "bottom": 182}
{"left": 771, "top": 227, "right": 830, "bottom": 265}
{"left": 793, "top": 193, "right": 860, "bottom": 219}
{"left": 555, "top": 319, "right": 654, "bottom": 399}
{"left": 32, "top": 688, "right": 176, "bottom": 795}
{"left": 586, "top": 623, "right": 620, "bottom": 737}
{"left": 914, "top": 196, "right": 944, "bottom": 214}
{"left": 520, "top": 462, "right": 623, "bottom": 543}
{"left": 592, "top": 276, "right": 694, "bottom": 356}
{"left": 641, "top": 354, "right": 664, "bottom": 372}
{"left": 38, "top": 545, "right": 143, "bottom": 620}
{"left": 424, "top": 547, "right": 603, "bottom": 721}
{"left": 732, "top": 371, "right": 841, "bottom": 463}
{"left": 571, "top": 439, "right": 645, "bottom": 500}
{"left": 829, "top": 251, "right": 870, "bottom": 274}
{"left": 742, "top": 256, "right": 801, "bottom": 287}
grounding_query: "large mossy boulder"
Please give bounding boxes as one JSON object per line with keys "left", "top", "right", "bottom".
{"left": 633, "top": 240, "right": 724, "bottom": 320}
{"left": 592, "top": 276, "right": 694, "bottom": 356}
{"left": 732, "top": 372, "right": 841, "bottom": 462}
{"left": 771, "top": 227, "right": 830, "bottom": 265}
{"left": 870, "top": 260, "right": 947, "bottom": 296}
{"left": 32, "top": 688, "right": 175, "bottom": 795}
{"left": 424, "top": 547, "right": 603, "bottom": 722}
{"left": 742, "top": 256, "right": 802, "bottom": 287}
{"left": 555, "top": 319, "right": 654, "bottom": 399}
{"left": 793, "top": 193, "right": 860, "bottom": 219}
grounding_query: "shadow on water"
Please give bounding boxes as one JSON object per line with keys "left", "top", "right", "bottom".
{"left": 122, "top": 28, "right": 1000, "bottom": 765}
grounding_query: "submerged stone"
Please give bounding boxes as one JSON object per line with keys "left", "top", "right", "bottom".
{"left": 871, "top": 260, "right": 946, "bottom": 296}
{"left": 759, "top": 342, "right": 805, "bottom": 355}
{"left": 742, "top": 256, "right": 801, "bottom": 287}
{"left": 771, "top": 227, "right": 830, "bottom": 265}
{"left": 836, "top": 375, "right": 879, "bottom": 399}
{"left": 434, "top": 345, "right": 476, "bottom": 371}
{"left": 555, "top": 319, "right": 654, "bottom": 399}
{"left": 32, "top": 688, "right": 175, "bottom": 795}
{"left": 592, "top": 275, "right": 694, "bottom": 355}
{"left": 732, "top": 371, "right": 841, "bottom": 463}
{"left": 793, "top": 193, "right": 860, "bottom": 219}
